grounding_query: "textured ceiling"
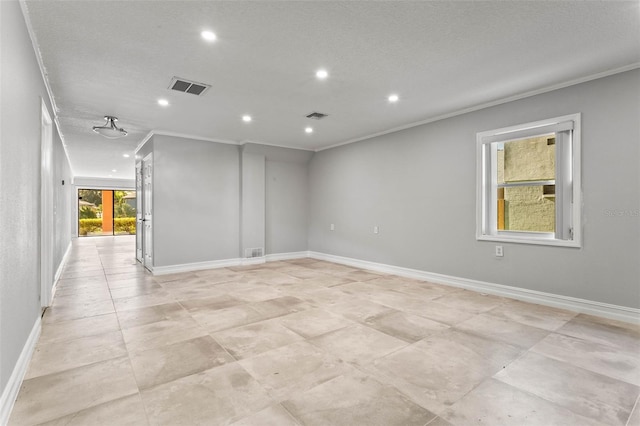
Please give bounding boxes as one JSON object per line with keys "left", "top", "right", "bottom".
{"left": 23, "top": 0, "right": 640, "bottom": 179}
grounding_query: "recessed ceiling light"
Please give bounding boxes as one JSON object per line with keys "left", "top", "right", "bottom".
{"left": 315, "top": 69, "right": 328, "bottom": 79}
{"left": 305, "top": 127, "right": 313, "bottom": 134}
{"left": 242, "top": 115, "right": 252, "bottom": 122}
{"left": 388, "top": 94, "right": 399, "bottom": 103}
{"left": 111, "top": 169, "right": 117, "bottom": 172}
{"left": 123, "top": 154, "right": 130, "bottom": 158}
{"left": 201, "top": 30, "right": 216, "bottom": 42}
{"left": 158, "top": 99, "right": 169, "bottom": 107}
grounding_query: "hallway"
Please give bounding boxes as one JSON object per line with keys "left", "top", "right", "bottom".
{"left": 8, "top": 237, "right": 640, "bottom": 425}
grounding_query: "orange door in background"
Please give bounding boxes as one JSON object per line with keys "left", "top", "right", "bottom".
{"left": 102, "top": 190, "right": 113, "bottom": 233}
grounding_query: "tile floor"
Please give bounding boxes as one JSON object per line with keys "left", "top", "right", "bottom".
{"left": 9, "top": 236, "right": 640, "bottom": 426}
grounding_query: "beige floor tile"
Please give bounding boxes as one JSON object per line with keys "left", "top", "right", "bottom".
{"left": 250, "top": 296, "right": 312, "bottom": 318}
{"left": 178, "top": 293, "right": 244, "bottom": 312}
{"left": 14, "top": 237, "right": 640, "bottom": 426}
{"left": 192, "top": 304, "right": 268, "bottom": 333}
{"left": 130, "top": 335, "right": 234, "bottom": 389}
{"left": 455, "top": 313, "right": 550, "bottom": 348}
{"left": 122, "top": 317, "right": 208, "bottom": 353}
{"left": 163, "top": 282, "right": 227, "bottom": 300}
{"left": 51, "top": 291, "right": 113, "bottom": 306}
{"left": 628, "top": 396, "right": 640, "bottom": 426}
{"left": 212, "top": 319, "right": 303, "bottom": 359}
{"left": 364, "top": 310, "right": 449, "bottom": 343}
{"left": 282, "top": 371, "right": 436, "bottom": 426}
{"left": 116, "top": 302, "right": 191, "bottom": 329}
{"left": 54, "top": 283, "right": 111, "bottom": 299}
{"left": 277, "top": 308, "right": 352, "bottom": 338}
{"left": 284, "top": 268, "right": 333, "bottom": 280}
{"left": 293, "top": 287, "right": 356, "bottom": 308}
{"left": 151, "top": 271, "right": 198, "bottom": 283}
{"left": 9, "top": 357, "right": 138, "bottom": 425}
{"left": 109, "top": 282, "right": 165, "bottom": 299}
{"left": 107, "top": 275, "right": 157, "bottom": 289}
{"left": 302, "top": 275, "right": 355, "bottom": 287}
{"left": 532, "top": 333, "right": 640, "bottom": 386}
{"left": 486, "top": 299, "right": 577, "bottom": 331}
{"left": 141, "top": 363, "right": 272, "bottom": 425}
{"left": 495, "top": 351, "right": 639, "bottom": 425}
{"left": 38, "top": 312, "right": 120, "bottom": 344}
{"left": 342, "top": 269, "right": 386, "bottom": 282}
{"left": 556, "top": 313, "right": 640, "bottom": 351}
{"left": 430, "top": 289, "right": 505, "bottom": 314}
{"left": 375, "top": 278, "right": 455, "bottom": 300}
{"left": 26, "top": 330, "right": 127, "bottom": 379}
{"left": 326, "top": 298, "right": 396, "bottom": 323}
{"left": 43, "top": 299, "right": 115, "bottom": 323}
{"left": 239, "top": 341, "right": 352, "bottom": 401}
{"left": 230, "top": 404, "right": 300, "bottom": 426}
{"left": 441, "top": 379, "right": 603, "bottom": 426}
{"left": 426, "top": 417, "right": 454, "bottom": 426}
{"left": 113, "top": 290, "right": 176, "bottom": 312}
{"left": 230, "top": 285, "right": 285, "bottom": 302}
{"left": 37, "top": 394, "right": 149, "bottom": 426}
{"left": 309, "top": 324, "right": 407, "bottom": 366}
{"left": 364, "top": 329, "right": 522, "bottom": 413}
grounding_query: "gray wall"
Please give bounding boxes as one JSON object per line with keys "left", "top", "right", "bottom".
{"left": 152, "top": 136, "right": 240, "bottom": 266}
{"left": 309, "top": 69, "right": 640, "bottom": 309}
{"left": 0, "top": 0, "right": 73, "bottom": 396}
{"left": 243, "top": 144, "right": 313, "bottom": 255}
{"left": 241, "top": 150, "right": 266, "bottom": 256}
{"left": 144, "top": 139, "right": 313, "bottom": 268}
{"left": 266, "top": 160, "right": 310, "bottom": 254}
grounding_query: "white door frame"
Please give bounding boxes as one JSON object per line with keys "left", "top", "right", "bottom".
{"left": 142, "top": 154, "right": 153, "bottom": 271}
{"left": 40, "top": 99, "right": 54, "bottom": 308}
{"left": 135, "top": 161, "right": 143, "bottom": 263}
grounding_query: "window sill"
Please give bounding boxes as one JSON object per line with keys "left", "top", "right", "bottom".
{"left": 477, "top": 234, "right": 581, "bottom": 248}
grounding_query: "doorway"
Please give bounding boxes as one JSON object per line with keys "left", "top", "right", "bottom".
{"left": 78, "top": 189, "right": 137, "bottom": 236}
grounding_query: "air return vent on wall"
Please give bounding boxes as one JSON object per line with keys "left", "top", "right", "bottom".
{"left": 306, "top": 112, "right": 328, "bottom": 120}
{"left": 168, "top": 77, "right": 210, "bottom": 96}
{"left": 244, "top": 248, "right": 264, "bottom": 258}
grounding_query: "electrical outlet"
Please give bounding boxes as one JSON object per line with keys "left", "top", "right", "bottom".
{"left": 330, "top": 223, "right": 335, "bottom": 231}
{"left": 373, "top": 226, "right": 379, "bottom": 234}
{"left": 495, "top": 245, "right": 504, "bottom": 257}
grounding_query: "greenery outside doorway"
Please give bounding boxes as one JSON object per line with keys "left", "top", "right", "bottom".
{"left": 78, "top": 189, "right": 137, "bottom": 236}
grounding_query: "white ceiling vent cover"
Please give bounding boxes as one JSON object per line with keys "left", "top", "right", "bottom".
{"left": 306, "top": 112, "right": 328, "bottom": 120}
{"left": 168, "top": 77, "right": 210, "bottom": 96}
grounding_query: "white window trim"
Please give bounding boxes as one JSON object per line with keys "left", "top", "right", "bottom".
{"left": 476, "top": 113, "right": 582, "bottom": 248}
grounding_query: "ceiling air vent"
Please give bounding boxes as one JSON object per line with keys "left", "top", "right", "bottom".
{"left": 306, "top": 112, "right": 328, "bottom": 120}
{"left": 168, "top": 77, "right": 210, "bottom": 96}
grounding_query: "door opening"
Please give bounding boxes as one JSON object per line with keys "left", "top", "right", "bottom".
{"left": 78, "top": 189, "right": 137, "bottom": 237}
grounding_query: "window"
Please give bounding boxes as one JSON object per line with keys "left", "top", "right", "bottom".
{"left": 476, "top": 113, "right": 581, "bottom": 247}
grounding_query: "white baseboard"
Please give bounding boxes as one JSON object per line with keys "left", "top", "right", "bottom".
{"left": 152, "top": 258, "right": 242, "bottom": 275}
{"left": 0, "top": 317, "right": 41, "bottom": 425}
{"left": 240, "top": 257, "right": 266, "bottom": 266}
{"left": 51, "top": 241, "right": 72, "bottom": 301}
{"left": 309, "top": 251, "right": 640, "bottom": 324}
{"left": 265, "top": 251, "right": 309, "bottom": 262}
{"left": 152, "top": 251, "right": 312, "bottom": 275}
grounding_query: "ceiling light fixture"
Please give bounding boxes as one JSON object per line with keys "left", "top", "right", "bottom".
{"left": 388, "top": 94, "right": 399, "bottom": 103}
{"left": 111, "top": 169, "right": 117, "bottom": 172}
{"left": 123, "top": 154, "right": 130, "bottom": 158}
{"left": 201, "top": 30, "right": 216, "bottom": 42}
{"left": 92, "top": 116, "right": 127, "bottom": 139}
{"left": 316, "top": 69, "right": 328, "bottom": 79}
{"left": 242, "top": 115, "right": 252, "bottom": 122}
{"left": 305, "top": 127, "right": 313, "bottom": 134}
{"left": 158, "top": 99, "right": 169, "bottom": 106}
